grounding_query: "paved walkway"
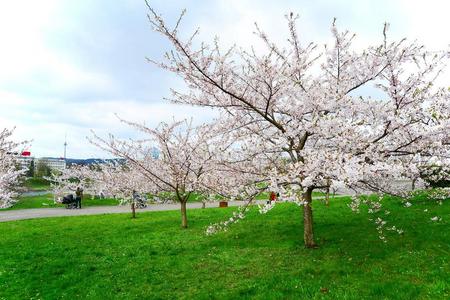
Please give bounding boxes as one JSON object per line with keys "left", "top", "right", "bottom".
{"left": 0, "top": 196, "right": 348, "bottom": 222}
{"left": 0, "top": 201, "right": 267, "bottom": 222}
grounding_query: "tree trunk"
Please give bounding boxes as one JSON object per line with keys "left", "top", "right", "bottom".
{"left": 302, "top": 187, "right": 317, "bottom": 248}
{"left": 180, "top": 201, "right": 188, "bottom": 228}
{"left": 131, "top": 202, "right": 136, "bottom": 219}
{"left": 202, "top": 201, "right": 206, "bottom": 209}
{"left": 325, "top": 179, "right": 330, "bottom": 207}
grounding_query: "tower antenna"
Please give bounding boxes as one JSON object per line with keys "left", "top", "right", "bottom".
{"left": 64, "top": 133, "right": 68, "bottom": 161}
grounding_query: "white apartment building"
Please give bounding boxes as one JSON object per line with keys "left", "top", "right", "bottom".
{"left": 17, "top": 156, "right": 66, "bottom": 172}
{"left": 37, "top": 157, "right": 66, "bottom": 171}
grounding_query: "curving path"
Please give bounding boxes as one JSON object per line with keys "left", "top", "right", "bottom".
{"left": 0, "top": 201, "right": 265, "bottom": 222}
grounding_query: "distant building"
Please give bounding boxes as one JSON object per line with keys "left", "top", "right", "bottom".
{"left": 15, "top": 152, "right": 66, "bottom": 172}
{"left": 37, "top": 157, "right": 66, "bottom": 171}
{"left": 16, "top": 155, "right": 33, "bottom": 170}
{"left": 10, "top": 151, "right": 32, "bottom": 170}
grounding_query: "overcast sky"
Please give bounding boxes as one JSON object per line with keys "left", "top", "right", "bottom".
{"left": 1, "top": 0, "right": 449, "bottom": 158}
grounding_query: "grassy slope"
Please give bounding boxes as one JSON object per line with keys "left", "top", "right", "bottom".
{"left": 0, "top": 196, "right": 448, "bottom": 299}
{"left": 23, "top": 178, "right": 51, "bottom": 191}
{"left": 2, "top": 194, "right": 120, "bottom": 210}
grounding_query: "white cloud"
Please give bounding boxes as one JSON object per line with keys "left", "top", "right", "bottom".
{"left": 0, "top": 89, "right": 215, "bottom": 158}
{"left": 0, "top": 1, "right": 114, "bottom": 95}
{"left": 0, "top": 1, "right": 59, "bottom": 79}
{"left": 398, "top": 0, "right": 450, "bottom": 49}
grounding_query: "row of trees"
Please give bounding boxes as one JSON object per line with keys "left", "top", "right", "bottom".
{"left": 48, "top": 118, "right": 263, "bottom": 226}
{"left": 2, "top": 5, "right": 449, "bottom": 247}
{"left": 26, "top": 159, "right": 54, "bottom": 178}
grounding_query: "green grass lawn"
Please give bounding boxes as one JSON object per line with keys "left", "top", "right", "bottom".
{"left": 2, "top": 194, "right": 120, "bottom": 210}
{"left": 23, "top": 177, "right": 51, "bottom": 191}
{"left": 0, "top": 195, "right": 448, "bottom": 299}
{"left": 163, "top": 191, "right": 328, "bottom": 203}
{"left": 6, "top": 191, "right": 331, "bottom": 211}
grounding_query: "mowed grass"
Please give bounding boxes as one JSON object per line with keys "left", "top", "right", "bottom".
{"left": 165, "top": 191, "right": 327, "bottom": 203}
{"left": 23, "top": 178, "right": 51, "bottom": 191}
{"left": 2, "top": 194, "right": 120, "bottom": 210}
{"left": 6, "top": 191, "right": 329, "bottom": 211}
{"left": 0, "top": 195, "right": 448, "bottom": 299}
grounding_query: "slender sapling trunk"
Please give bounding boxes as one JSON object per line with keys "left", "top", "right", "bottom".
{"left": 325, "top": 178, "right": 330, "bottom": 207}
{"left": 180, "top": 200, "right": 188, "bottom": 228}
{"left": 131, "top": 202, "right": 136, "bottom": 219}
{"left": 302, "top": 187, "right": 317, "bottom": 248}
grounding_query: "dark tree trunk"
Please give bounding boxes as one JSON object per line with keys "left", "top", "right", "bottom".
{"left": 325, "top": 179, "right": 330, "bottom": 207}
{"left": 131, "top": 202, "right": 136, "bottom": 219}
{"left": 180, "top": 201, "right": 188, "bottom": 228}
{"left": 302, "top": 187, "right": 317, "bottom": 248}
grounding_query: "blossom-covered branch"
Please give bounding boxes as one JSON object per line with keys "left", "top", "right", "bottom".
{"left": 0, "top": 128, "right": 27, "bottom": 208}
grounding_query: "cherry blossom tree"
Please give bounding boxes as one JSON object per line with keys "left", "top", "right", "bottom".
{"left": 144, "top": 4, "right": 450, "bottom": 247}
{"left": 90, "top": 119, "right": 223, "bottom": 228}
{"left": 0, "top": 128, "right": 27, "bottom": 208}
{"left": 89, "top": 161, "right": 151, "bottom": 218}
{"left": 49, "top": 161, "right": 152, "bottom": 218}
{"left": 47, "top": 164, "right": 95, "bottom": 202}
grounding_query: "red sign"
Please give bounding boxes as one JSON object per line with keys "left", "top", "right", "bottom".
{"left": 21, "top": 151, "right": 31, "bottom": 156}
